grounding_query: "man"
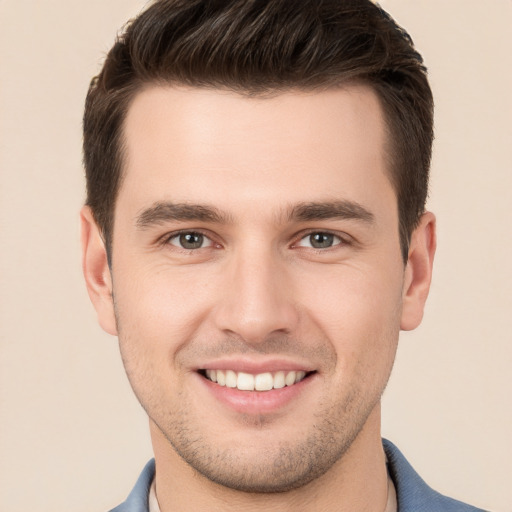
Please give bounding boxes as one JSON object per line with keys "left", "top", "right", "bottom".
{"left": 80, "top": 1, "right": 486, "bottom": 511}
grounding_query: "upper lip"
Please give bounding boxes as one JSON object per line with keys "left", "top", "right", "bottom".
{"left": 197, "top": 358, "right": 316, "bottom": 374}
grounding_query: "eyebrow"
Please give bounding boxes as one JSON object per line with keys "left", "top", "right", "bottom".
{"left": 135, "top": 199, "right": 374, "bottom": 229}
{"left": 287, "top": 200, "right": 375, "bottom": 224}
{"left": 136, "top": 202, "right": 232, "bottom": 229}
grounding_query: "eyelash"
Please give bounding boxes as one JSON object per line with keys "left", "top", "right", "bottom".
{"left": 160, "top": 229, "right": 351, "bottom": 252}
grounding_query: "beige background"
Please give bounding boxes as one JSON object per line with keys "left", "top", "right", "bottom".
{"left": 0, "top": 1, "right": 510, "bottom": 511}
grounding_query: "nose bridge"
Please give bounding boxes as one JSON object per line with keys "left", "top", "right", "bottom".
{"left": 214, "top": 241, "right": 298, "bottom": 343}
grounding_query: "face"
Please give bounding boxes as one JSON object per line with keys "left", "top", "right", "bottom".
{"left": 90, "top": 85, "right": 425, "bottom": 492}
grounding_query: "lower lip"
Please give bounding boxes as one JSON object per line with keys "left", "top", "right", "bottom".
{"left": 198, "top": 373, "right": 315, "bottom": 415}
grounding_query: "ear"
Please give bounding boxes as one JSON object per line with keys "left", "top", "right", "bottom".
{"left": 80, "top": 206, "right": 118, "bottom": 335}
{"left": 400, "top": 211, "right": 437, "bottom": 331}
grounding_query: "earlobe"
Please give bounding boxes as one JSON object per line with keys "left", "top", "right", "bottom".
{"left": 400, "top": 212, "right": 437, "bottom": 331}
{"left": 80, "top": 206, "right": 118, "bottom": 336}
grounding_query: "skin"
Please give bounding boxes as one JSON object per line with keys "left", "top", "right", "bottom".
{"left": 82, "top": 84, "right": 436, "bottom": 511}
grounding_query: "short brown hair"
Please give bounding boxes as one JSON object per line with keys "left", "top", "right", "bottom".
{"left": 83, "top": 0, "right": 433, "bottom": 262}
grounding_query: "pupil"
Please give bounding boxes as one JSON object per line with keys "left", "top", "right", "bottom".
{"left": 311, "top": 233, "right": 333, "bottom": 248}
{"left": 180, "top": 233, "right": 203, "bottom": 249}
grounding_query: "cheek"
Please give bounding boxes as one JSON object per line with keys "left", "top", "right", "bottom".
{"left": 111, "top": 265, "right": 216, "bottom": 398}
{"left": 112, "top": 267, "right": 210, "bottom": 410}
{"left": 115, "top": 262, "right": 215, "bottom": 336}
{"left": 296, "top": 263, "right": 403, "bottom": 366}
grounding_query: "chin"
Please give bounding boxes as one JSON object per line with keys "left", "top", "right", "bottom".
{"left": 155, "top": 409, "right": 364, "bottom": 494}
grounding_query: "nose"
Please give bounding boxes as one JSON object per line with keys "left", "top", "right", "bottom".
{"left": 212, "top": 246, "right": 300, "bottom": 345}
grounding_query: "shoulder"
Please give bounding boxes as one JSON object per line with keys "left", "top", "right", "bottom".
{"left": 108, "top": 459, "right": 155, "bottom": 512}
{"left": 383, "top": 439, "right": 489, "bottom": 512}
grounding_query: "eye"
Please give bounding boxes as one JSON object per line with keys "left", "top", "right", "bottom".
{"left": 296, "top": 232, "right": 343, "bottom": 249}
{"left": 168, "top": 232, "right": 213, "bottom": 250}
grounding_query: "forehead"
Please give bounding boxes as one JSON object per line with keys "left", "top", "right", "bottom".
{"left": 119, "top": 84, "right": 394, "bottom": 217}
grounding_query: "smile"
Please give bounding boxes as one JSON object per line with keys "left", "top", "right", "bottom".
{"left": 202, "top": 369, "right": 310, "bottom": 391}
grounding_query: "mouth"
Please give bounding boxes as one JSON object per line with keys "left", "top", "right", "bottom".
{"left": 198, "top": 369, "right": 315, "bottom": 392}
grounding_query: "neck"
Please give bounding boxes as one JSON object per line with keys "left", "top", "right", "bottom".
{"left": 151, "top": 404, "right": 389, "bottom": 512}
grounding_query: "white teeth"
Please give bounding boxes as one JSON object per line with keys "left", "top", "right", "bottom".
{"left": 254, "top": 372, "right": 273, "bottom": 391}
{"left": 285, "top": 371, "right": 296, "bottom": 386}
{"left": 295, "top": 371, "right": 306, "bottom": 383}
{"left": 273, "top": 371, "right": 285, "bottom": 389}
{"left": 237, "top": 372, "right": 255, "bottom": 391}
{"left": 205, "top": 369, "right": 217, "bottom": 382}
{"left": 225, "top": 370, "right": 237, "bottom": 388}
{"left": 216, "top": 370, "right": 226, "bottom": 386}
{"left": 204, "top": 369, "right": 308, "bottom": 391}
